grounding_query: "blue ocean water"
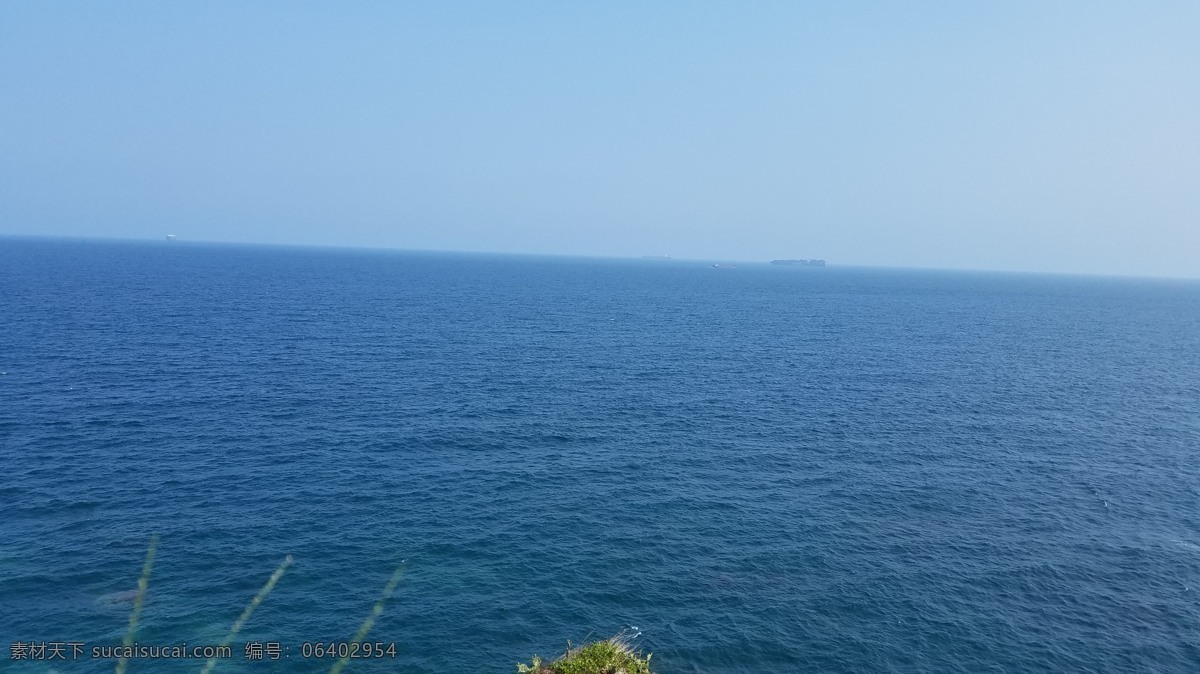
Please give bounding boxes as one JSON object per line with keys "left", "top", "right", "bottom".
{"left": 2, "top": 238, "right": 1199, "bottom": 673}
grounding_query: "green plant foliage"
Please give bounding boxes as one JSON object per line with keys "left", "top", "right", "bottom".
{"left": 517, "top": 634, "right": 653, "bottom": 674}
{"left": 112, "top": 539, "right": 648, "bottom": 673}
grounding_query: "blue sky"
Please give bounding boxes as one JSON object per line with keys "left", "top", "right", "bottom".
{"left": 2, "top": 2, "right": 1197, "bottom": 277}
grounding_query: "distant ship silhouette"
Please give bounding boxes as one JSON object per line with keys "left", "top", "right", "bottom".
{"left": 770, "top": 258, "right": 824, "bottom": 267}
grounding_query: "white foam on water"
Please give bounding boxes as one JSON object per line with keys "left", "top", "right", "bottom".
{"left": 1170, "top": 539, "right": 1200, "bottom": 553}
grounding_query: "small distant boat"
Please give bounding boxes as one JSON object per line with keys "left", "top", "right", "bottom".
{"left": 711, "top": 264, "right": 736, "bottom": 269}
{"left": 770, "top": 259, "right": 824, "bottom": 267}
{"left": 166, "top": 234, "right": 178, "bottom": 241}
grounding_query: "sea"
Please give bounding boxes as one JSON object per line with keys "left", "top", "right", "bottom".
{"left": 2, "top": 237, "right": 1199, "bottom": 673}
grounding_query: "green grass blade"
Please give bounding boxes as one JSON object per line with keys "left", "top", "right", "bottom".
{"left": 328, "top": 563, "right": 405, "bottom": 674}
{"left": 198, "top": 554, "right": 293, "bottom": 674}
{"left": 115, "top": 534, "right": 158, "bottom": 674}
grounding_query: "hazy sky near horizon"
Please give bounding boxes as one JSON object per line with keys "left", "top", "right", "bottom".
{"left": 2, "top": 2, "right": 1198, "bottom": 277}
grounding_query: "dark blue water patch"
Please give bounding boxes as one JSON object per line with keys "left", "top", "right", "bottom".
{"left": 2, "top": 238, "right": 1200, "bottom": 672}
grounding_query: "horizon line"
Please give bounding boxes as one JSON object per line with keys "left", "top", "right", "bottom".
{"left": 3, "top": 232, "right": 1197, "bottom": 283}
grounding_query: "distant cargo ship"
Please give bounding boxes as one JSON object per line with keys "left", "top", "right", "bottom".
{"left": 770, "top": 259, "right": 825, "bottom": 267}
